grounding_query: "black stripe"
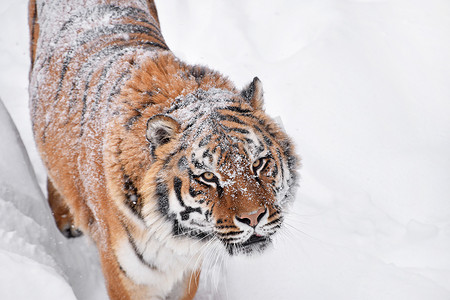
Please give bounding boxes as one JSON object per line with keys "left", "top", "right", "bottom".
{"left": 217, "top": 231, "right": 244, "bottom": 237}
{"left": 177, "top": 156, "right": 189, "bottom": 170}
{"left": 189, "top": 66, "right": 208, "bottom": 84}
{"left": 276, "top": 149, "right": 285, "bottom": 181}
{"left": 180, "top": 206, "right": 202, "bottom": 221}
{"left": 54, "top": 48, "right": 74, "bottom": 110}
{"left": 222, "top": 106, "right": 252, "bottom": 114}
{"left": 221, "top": 125, "right": 250, "bottom": 135}
{"left": 117, "top": 260, "right": 129, "bottom": 277}
{"left": 256, "top": 144, "right": 265, "bottom": 156}
{"left": 272, "top": 162, "right": 279, "bottom": 177}
{"left": 267, "top": 224, "right": 282, "bottom": 232}
{"left": 125, "top": 101, "right": 154, "bottom": 130}
{"left": 216, "top": 183, "right": 224, "bottom": 198}
{"left": 217, "top": 113, "right": 247, "bottom": 125}
{"left": 208, "top": 203, "right": 215, "bottom": 220}
{"left": 274, "top": 149, "right": 286, "bottom": 193}
{"left": 192, "top": 174, "right": 223, "bottom": 199}
{"left": 268, "top": 210, "right": 280, "bottom": 219}
{"left": 76, "top": 23, "right": 166, "bottom": 48}
{"left": 261, "top": 121, "right": 279, "bottom": 140}
{"left": 285, "top": 143, "right": 298, "bottom": 171}
{"left": 251, "top": 120, "right": 278, "bottom": 141}
{"left": 179, "top": 112, "right": 206, "bottom": 140}
{"left": 265, "top": 218, "right": 282, "bottom": 227}
{"left": 91, "top": 49, "right": 132, "bottom": 114}
{"left": 79, "top": 68, "right": 95, "bottom": 135}
{"left": 122, "top": 223, "right": 158, "bottom": 270}
{"left": 172, "top": 219, "right": 211, "bottom": 240}
{"left": 174, "top": 177, "right": 202, "bottom": 221}
{"left": 174, "top": 177, "right": 186, "bottom": 207}
{"left": 240, "top": 144, "right": 249, "bottom": 158}
{"left": 106, "top": 69, "right": 132, "bottom": 110}
{"left": 122, "top": 174, "right": 144, "bottom": 220}
{"left": 244, "top": 137, "right": 254, "bottom": 145}
{"left": 216, "top": 146, "right": 226, "bottom": 165}
{"left": 221, "top": 151, "right": 232, "bottom": 166}
{"left": 198, "top": 134, "right": 212, "bottom": 148}
{"left": 191, "top": 152, "right": 205, "bottom": 170}
{"left": 263, "top": 135, "right": 273, "bottom": 147}
{"left": 253, "top": 125, "right": 263, "bottom": 133}
{"left": 220, "top": 237, "right": 241, "bottom": 243}
{"left": 160, "top": 150, "right": 179, "bottom": 170}
{"left": 193, "top": 160, "right": 205, "bottom": 170}
{"left": 189, "top": 186, "right": 204, "bottom": 197}
{"left": 216, "top": 225, "right": 236, "bottom": 229}
{"left": 202, "top": 149, "right": 213, "bottom": 160}
{"left": 156, "top": 181, "right": 170, "bottom": 217}
{"left": 125, "top": 111, "right": 143, "bottom": 130}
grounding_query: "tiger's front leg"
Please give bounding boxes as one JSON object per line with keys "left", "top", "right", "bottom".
{"left": 47, "top": 178, "right": 83, "bottom": 238}
{"left": 97, "top": 237, "right": 148, "bottom": 300}
{"left": 180, "top": 270, "right": 201, "bottom": 300}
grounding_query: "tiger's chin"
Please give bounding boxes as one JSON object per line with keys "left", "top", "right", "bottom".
{"left": 224, "top": 235, "right": 272, "bottom": 256}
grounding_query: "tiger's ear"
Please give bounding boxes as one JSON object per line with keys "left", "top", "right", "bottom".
{"left": 241, "top": 77, "right": 264, "bottom": 110}
{"left": 146, "top": 115, "right": 180, "bottom": 150}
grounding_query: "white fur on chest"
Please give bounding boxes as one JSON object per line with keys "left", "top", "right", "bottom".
{"left": 115, "top": 218, "right": 205, "bottom": 298}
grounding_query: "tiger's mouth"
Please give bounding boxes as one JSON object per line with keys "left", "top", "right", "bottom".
{"left": 224, "top": 234, "right": 271, "bottom": 255}
{"left": 241, "top": 234, "right": 267, "bottom": 247}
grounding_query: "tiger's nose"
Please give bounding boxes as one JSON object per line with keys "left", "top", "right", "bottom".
{"left": 236, "top": 207, "right": 266, "bottom": 227}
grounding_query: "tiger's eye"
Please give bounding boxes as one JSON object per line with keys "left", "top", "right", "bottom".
{"left": 252, "top": 159, "right": 263, "bottom": 169}
{"left": 202, "top": 172, "right": 215, "bottom": 181}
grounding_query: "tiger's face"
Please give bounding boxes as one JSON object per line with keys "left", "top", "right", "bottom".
{"left": 144, "top": 79, "right": 297, "bottom": 256}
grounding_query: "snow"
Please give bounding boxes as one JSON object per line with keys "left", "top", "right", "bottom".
{"left": 1, "top": 0, "right": 450, "bottom": 299}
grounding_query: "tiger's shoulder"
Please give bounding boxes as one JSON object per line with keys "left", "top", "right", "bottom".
{"left": 103, "top": 53, "right": 239, "bottom": 221}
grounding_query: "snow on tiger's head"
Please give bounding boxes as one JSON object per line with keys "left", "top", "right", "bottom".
{"left": 141, "top": 79, "right": 298, "bottom": 255}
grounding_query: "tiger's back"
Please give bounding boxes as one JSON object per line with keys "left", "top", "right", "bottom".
{"left": 29, "top": 1, "right": 299, "bottom": 299}
{"left": 29, "top": 0, "right": 168, "bottom": 232}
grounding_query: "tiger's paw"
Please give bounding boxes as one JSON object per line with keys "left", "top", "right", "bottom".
{"left": 60, "top": 222, "right": 83, "bottom": 238}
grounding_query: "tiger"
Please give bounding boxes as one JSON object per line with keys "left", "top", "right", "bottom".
{"left": 28, "top": 0, "right": 299, "bottom": 299}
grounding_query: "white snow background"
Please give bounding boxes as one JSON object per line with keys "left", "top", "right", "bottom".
{"left": 1, "top": 0, "right": 450, "bottom": 299}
